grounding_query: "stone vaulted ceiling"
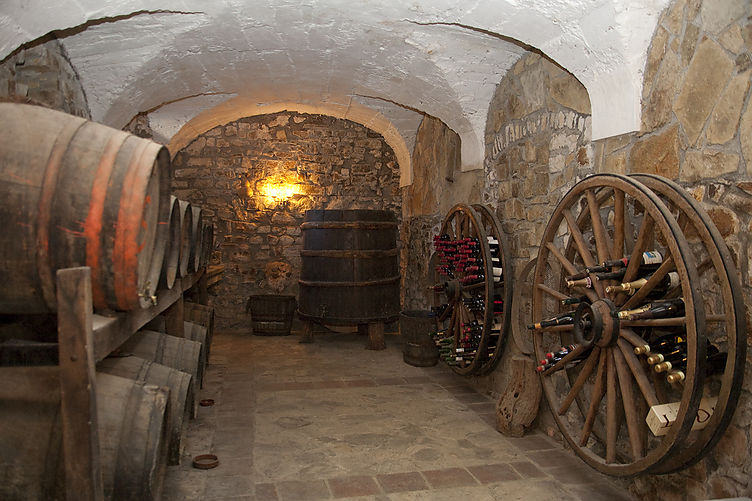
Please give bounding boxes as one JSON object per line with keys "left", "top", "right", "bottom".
{"left": 1, "top": 0, "right": 669, "bottom": 183}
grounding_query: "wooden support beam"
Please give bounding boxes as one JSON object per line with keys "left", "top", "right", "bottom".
{"left": 56, "top": 267, "right": 104, "bottom": 501}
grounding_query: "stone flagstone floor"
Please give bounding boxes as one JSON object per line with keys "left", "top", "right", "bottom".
{"left": 162, "top": 329, "right": 636, "bottom": 501}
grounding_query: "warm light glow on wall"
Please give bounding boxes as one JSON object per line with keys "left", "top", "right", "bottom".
{"left": 254, "top": 175, "right": 301, "bottom": 207}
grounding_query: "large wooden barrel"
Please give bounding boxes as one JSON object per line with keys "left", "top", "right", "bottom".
{"left": 184, "top": 302, "right": 214, "bottom": 359}
{"left": 0, "top": 103, "right": 171, "bottom": 313}
{"left": 98, "top": 355, "right": 194, "bottom": 465}
{"left": 177, "top": 200, "right": 193, "bottom": 278}
{"left": 159, "top": 196, "right": 181, "bottom": 290}
{"left": 0, "top": 370, "right": 169, "bottom": 501}
{"left": 120, "top": 330, "right": 203, "bottom": 405}
{"left": 298, "top": 209, "right": 400, "bottom": 325}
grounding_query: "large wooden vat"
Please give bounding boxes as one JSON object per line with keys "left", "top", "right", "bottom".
{"left": 297, "top": 209, "right": 400, "bottom": 325}
{"left": 0, "top": 103, "right": 171, "bottom": 312}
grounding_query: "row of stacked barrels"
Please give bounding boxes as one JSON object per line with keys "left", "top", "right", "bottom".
{"left": 0, "top": 102, "right": 216, "bottom": 500}
{"left": 0, "top": 102, "right": 213, "bottom": 314}
{"left": 0, "top": 307, "right": 215, "bottom": 501}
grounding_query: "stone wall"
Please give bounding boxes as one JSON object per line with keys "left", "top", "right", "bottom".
{"left": 401, "top": 0, "right": 751, "bottom": 497}
{"left": 595, "top": 1, "right": 752, "bottom": 498}
{"left": 171, "top": 112, "right": 401, "bottom": 330}
{"left": 0, "top": 39, "right": 89, "bottom": 118}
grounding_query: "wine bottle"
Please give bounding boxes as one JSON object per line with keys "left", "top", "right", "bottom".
{"left": 566, "top": 276, "right": 593, "bottom": 289}
{"left": 647, "top": 345, "right": 686, "bottom": 365}
{"left": 595, "top": 268, "right": 627, "bottom": 281}
{"left": 605, "top": 271, "right": 680, "bottom": 296}
{"left": 566, "top": 265, "right": 610, "bottom": 281}
{"left": 602, "top": 250, "right": 663, "bottom": 269}
{"left": 560, "top": 295, "right": 588, "bottom": 306}
{"left": 661, "top": 350, "right": 726, "bottom": 379}
{"left": 527, "top": 311, "right": 575, "bottom": 330}
{"left": 627, "top": 298, "right": 685, "bottom": 320}
{"left": 616, "top": 304, "right": 652, "bottom": 319}
{"left": 633, "top": 332, "right": 686, "bottom": 355}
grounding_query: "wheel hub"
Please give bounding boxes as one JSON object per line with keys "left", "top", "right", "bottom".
{"left": 574, "top": 298, "right": 619, "bottom": 348}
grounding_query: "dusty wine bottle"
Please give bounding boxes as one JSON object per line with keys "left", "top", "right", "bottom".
{"left": 627, "top": 298, "right": 685, "bottom": 320}
{"left": 566, "top": 276, "right": 593, "bottom": 289}
{"left": 602, "top": 250, "right": 663, "bottom": 269}
{"left": 605, "top": 271, "right": 680, "bottom": 296}
{"left": 633, "top": 333, "right": 686, "bottom": 355}
{"left": 561, "top": 295, "right": 588, "bottom": 306}
{"left": 527, "top": 311, "right": 576, "bottom": 330}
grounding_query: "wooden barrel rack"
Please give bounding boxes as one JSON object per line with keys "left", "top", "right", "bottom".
{"left": 430, "top": 203, "right": 513, "bottom": 376}
{"left": 0, "top": 104, "right": 219, "bottom": 500}
{"left": 530, "top": 173, "right": 746, "bottom": 476}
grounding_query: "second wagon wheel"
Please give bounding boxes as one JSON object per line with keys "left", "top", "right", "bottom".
{"left": 531, "top": 174, "right": 706, "bottom": 476}
{"left": 631, "top": 173, "right": 747, "bottom": 473}
{"left": 431, "top": 203, "right": 495, "bottom": 375}
{"left": 472, "top": 204, "right": 514, "bottom": 374}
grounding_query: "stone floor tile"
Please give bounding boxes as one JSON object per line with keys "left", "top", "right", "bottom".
{"left": 489, "top": 479, "right": 579, "bottom": 501}
{"left": 341, "top": 379, "right": 378, "bottom": 388}
{"left": 206, "top": 455, "right": 253, "bottom": 477}
{"left": 253, "top": 483, "right": 279, "bottom": 501}
{"left": 466, "top": 463, "right": 522, "bottom": 484}
{"left": 388, "top": 486, "right": 496, "bottom": 501}
{"left": 373, "top": 377, "right": 408, "bottom": 385}
{"left": 421, "top": 467, "right": 479, "bottom": 489}
{"left": 504, "top": 434, "right": 558, "bottom": 451}
{"left": 509, "top": 460, "right": 547, "bottom": 478}
{"left": 525, "top": 448, "right": 580, "bottom": 468}
{"left": 545, "top": 465, "right": 610, "bottom": 485}
{"left": 275, "top": 479, "right": 331, "bottom": 500}
{"left": 564, "top": 483, "right": 636, "bottom": 501}
{"left": 454, "top": 392, "right": 493, "bottom": 404}
{"left": 202, "top": 475, "right": 254, "bottom": 499}
{"left": 375, "top": 472, "right": 429, "bottom": 493}
{"left": 327, "top": 475, "right": 382, "bottom": 498}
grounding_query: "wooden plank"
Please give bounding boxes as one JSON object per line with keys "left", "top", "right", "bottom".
{"left": 165, "top": 295, "right": 185, "bottom": 338}
{"left": 614, "top": 347, "right": 644, "bottom": 459}
{"left": 56, "top": 267, "right": 104, "bottom": 501}
{"left": 558, "top": 346, "right": 601, "bottom": 415}
{"left": 586, "top": 189, "right": 611, "bottom": 264}
{"left": 366, "top": 322, "right": 386, "bottom": 350}
{"left": 646, "top": 396, "right": 718, "bottom": 436}
{"left": 92, "top": 271, "right": 203, "bottom": 361}
{"left": 612, "top": 189, "right": 625, "bottom": 261}
{"left": 606, "top": 349, "right": 618, "bottom": 463}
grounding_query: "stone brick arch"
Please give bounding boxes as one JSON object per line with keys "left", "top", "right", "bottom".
{"left": 167, "top": 96, "right": 414, "bottom": 187}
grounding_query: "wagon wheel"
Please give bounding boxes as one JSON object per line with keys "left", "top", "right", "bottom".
{"left": 532, "top": 174, "right": 706, "bottom": 476}
{"left": 431, "top": 204, "right": 495, "bottom": 375}
{"left": 471, "top": 204, "right": 514, "bottom": 374}
{"left": 631, "top": 173, "right": 747, "bottom": 473}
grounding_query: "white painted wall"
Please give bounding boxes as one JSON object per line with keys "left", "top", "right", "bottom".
{"left": 0, "top": 0, "right": 670, "bottom": 174}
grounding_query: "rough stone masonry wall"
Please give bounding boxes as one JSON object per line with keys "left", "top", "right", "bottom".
{"left": 171, "top": 112, "right": 401, "bottom": 330}
{"left": 402, "top": 0, "right": 751, "bottom": 497}
{"left": 0, "top": 39, "right": 89, "bottom": 118}
{"left": 593, "top": 1, "right": 752, "bottom": 499}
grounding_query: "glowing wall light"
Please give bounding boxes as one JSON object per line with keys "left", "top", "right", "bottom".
{"left": 257, "top": 175, "right": 300, "bottom": 208}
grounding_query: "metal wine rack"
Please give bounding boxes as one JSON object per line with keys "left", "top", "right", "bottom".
{"left": 430, "top": 203, "right": 513, "bottom": 376}
{"left": 530, "top": 173, "right": 746, "bottom": 476}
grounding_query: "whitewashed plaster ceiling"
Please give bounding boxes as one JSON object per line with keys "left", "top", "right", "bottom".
{"left": 1, "top": 0, "right": 669, "bottom": 181}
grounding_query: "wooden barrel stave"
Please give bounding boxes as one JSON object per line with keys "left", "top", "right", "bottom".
{"left": 98, "top": 356, "right": 194, "bottom": 465}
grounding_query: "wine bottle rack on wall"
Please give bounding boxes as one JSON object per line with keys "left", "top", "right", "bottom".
{"left": 430, "top": 203, "right": 513, "bottom": 376}
{"left": 530, "top": 173, "right": 746, "bottom": 476}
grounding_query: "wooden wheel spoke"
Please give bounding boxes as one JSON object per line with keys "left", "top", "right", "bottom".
{"left": 614, "top": 347, "right": 645, "bottom": 459}
{"left": 619, "top": 255, "right": 675, "bottom": 310}
{"left": 545, "top": 243, "right": 600, "bottom": 302}
{"left": 558, "top": 346, "right": 601, "bottom": 414}
{"left": 587, "top": 189, "right": 612, "bottom": 264}
{"left": 613, "top": 189, "right": 625, "bottom": 261}
{"left": 606, "top": 349, "right": 618, "bottom": 463}
{"left": 579, "top": 349, "right": 607, "bottom": 446}
{"left": 536, "top": 283, "right": 569, "bottom": 301}
{"left": 623, "top": 215, "right": 655, "bottom": 283}
{"left": 619, "top": 327, "right": 648, "bottom": 348}
{"left": 563, "top": 208, "right": 598, "bottom": 269}
{"left": 617, "top": 338, "right": 659, "bottom": 408}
